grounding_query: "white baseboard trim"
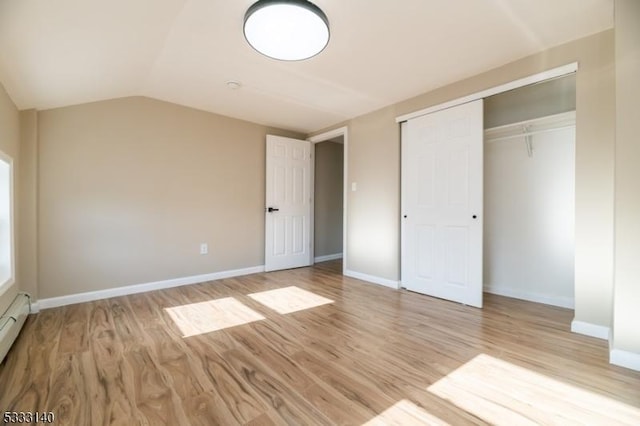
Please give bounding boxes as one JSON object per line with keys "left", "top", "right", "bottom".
{"left": 484, "top": 285, "right": 574, "bottom": 309}
{"left": 571, "top": 320, "right": 610, "bottom": 340}
{"left": 314, "top": 253, "right": 343, "bottom": 263}
{"left": 344, "top": 269, "right": 400, "bottom": 290}
{"left": 29, "top": 301, "right": 40, "bottom": 314}
{"left": 610, "top": 349, "right": 640, "bottom": 372}
{"left": 37, "top": 265, "right": 265, "bottom": 310}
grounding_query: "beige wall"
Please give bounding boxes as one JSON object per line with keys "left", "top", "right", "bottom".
{"left": 613, "top": 0, "right": 640, "bottom": 356}
{"left": 37, "top": 97, "right": 301, "bottom": 299}
{"left": 0, "top": 82, "right": 20, "bottom": 315}
{"left": 18, "top": 110, "right": 38, "bottom": 300}
{"left": 314, "top": 140, "right": 343, "bottom": 258}
{"left": 310, "top": 30, "right": 615, "bottom": 329}
{"left": 346, "top": 107, "right": 401, "bottom": 278}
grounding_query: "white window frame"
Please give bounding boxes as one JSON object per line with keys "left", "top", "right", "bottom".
{"left": 0, "top": 149, "right": 15, "bottom": 297}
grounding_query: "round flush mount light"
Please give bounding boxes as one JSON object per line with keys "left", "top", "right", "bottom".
{"left": 243, "top": 0, "right": 330, "bottom": 61}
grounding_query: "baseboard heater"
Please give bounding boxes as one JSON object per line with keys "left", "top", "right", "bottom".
{"left": 0, "top": 293, "right": 31, "bottom": 364}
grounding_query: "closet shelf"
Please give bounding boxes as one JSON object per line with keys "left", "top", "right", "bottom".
{"left": 484, "top": 110, "right": 576, "bottom": 143}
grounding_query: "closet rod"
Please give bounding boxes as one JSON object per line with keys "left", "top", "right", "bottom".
{"left": 485, "top": 124, "right": 575, "bottom": 143}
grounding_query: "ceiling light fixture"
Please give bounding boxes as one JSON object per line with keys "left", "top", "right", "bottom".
{"left": 243, "top": 0, "right": 330, "bottom": 61}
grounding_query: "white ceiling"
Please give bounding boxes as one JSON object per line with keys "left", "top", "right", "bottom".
{"left": 0, "top": 0, "right": 613, "bottom": 133}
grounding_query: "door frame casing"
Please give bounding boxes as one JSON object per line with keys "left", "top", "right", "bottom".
{"left": 308, "top": 126, "right": 348, "bottom": 274}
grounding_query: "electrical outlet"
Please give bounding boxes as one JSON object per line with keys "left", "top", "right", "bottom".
{"left": 200, "top": 243, "right": 208, "bottom": 255}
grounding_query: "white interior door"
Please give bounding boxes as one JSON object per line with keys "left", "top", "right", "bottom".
{"left": 265, "top": 135, "right": 312, "bottom": 272}
{"left": 402, "top": 100, "right": 484, "bottom": 307}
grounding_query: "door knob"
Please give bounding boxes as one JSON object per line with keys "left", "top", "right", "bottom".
{"left": 267, "top": 207, "right": 280, "bottom": 213}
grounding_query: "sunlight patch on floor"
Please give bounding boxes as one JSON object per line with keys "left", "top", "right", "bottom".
{"left": 427, "top": 353, "right": 640, "bottom": 425}
{"left": 248, "top": 286, "right": 333, "bottom": 314}
{"left": 164, "top": 297, "right": 265, "bottom": 337}
{"left": 362, "top": 399, "right": 450, "bottom": 425}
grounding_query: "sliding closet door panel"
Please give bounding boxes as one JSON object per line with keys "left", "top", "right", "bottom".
{"left": 402, "top": 100, "right": 483, "bottom": 307}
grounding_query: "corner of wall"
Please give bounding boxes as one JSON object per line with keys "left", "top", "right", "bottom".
{"left": 18, "top": 109, "right": 39, "bottom": 301}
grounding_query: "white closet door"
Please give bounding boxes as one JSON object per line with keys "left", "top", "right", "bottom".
{"left": 402, "top": 100, "right": 484, "bottom": 307}
{"left": 265, "top": 135, "right": 312, "bottom": 272}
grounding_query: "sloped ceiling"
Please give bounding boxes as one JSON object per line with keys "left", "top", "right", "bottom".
{"left": 0, "top": 0, "right": 613, "bottom": 133}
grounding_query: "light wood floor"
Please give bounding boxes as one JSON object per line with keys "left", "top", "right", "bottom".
{"left": 1, "top": 260, "right": 639, "bottom": 425}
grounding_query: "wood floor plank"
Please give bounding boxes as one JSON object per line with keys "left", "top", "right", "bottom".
{"left": 0, "top": 308, "right": 64, "bottom": 412}
{"left": 291, "top": 349, "right": 398, "bottom": 418}
{"left": 57, "top": 302, "right": 91, "bottom": 355}
{"left": 77, "top": 350, "right": 109, "bottom": 426}
{"left": 126, "top": 345, "right": 190, "bottom": 425}
{"left": 226, "top": 326, "right": 316, "bottom": 389}
{"left": 0, "top": 259, "right": 639, "bottom": 425}
{"left": 0, "top": 315, "right": 37, "bottom": 408}
{"left": 223, "top": 347, "right": 334, "bottom": 425}
{"left": 107, "top": 297, "right": 148, "bottom": 353}
{"left": 244, "top": 411, "right": 282, "bottom": 426}
{"left": 87, "top": 300, "right": 144, "bottom": 425}
{"left": 183, "top": 336, "right": 268, "bottom": 424}
{"left": 245, "top": 320, "right": 304, "bottom": 357}
{"left": 142, "top": 325, "right": 214, "bottom": 395}
{"left": 45, "top": 353, "right": 90, "bottom": 426}
{"left": 126, "top": 292, "right": 166, "bottom": 330}
{"left": 297, "top": 383, "right": 373, "bottom": 425}
{"left": 141, "top": 326, "right": 240, "bottom": 426}
{"left": 88, "top": 354, "right": 140, "bottom": 425}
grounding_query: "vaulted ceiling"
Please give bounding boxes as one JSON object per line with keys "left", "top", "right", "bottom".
{"left": 0, "top": 0, "right": 613, "bottom": 133}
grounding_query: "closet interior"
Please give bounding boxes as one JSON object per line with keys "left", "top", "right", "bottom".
{"left": 483, "top": 74, "right": 577, "bottom": 308}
